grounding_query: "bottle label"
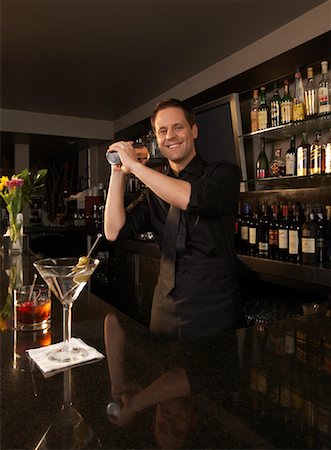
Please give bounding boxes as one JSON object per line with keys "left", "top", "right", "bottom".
{"left": 249, "top": 227, "right": 257, "bottom": 244}
{"left": 256, "top": 168, "right": 266, "bottom": 179}
{"left": 258, "top": 110, "right": 268, "bottom": 130}
{"left": 302, "top": 237, "right": 316, "bottom": 254}
{"left": 250, "top": 111, "right": 258, "bottom": 132}
{"left": 278, "top": 229, "right": 288, "bottom": 249}
{"left": 318, "top": 87, "right": 331, "bottom": 114}
{"left": 258, "top": 242, "right": 268, "bottom": 254}
{"left": 241, "top": 226, "right": 248, "bottom": 240}
{"left": 285, "top": 153, "right": 295, "bottom": 175}
{"left": 296, "top": 147, "right": 307, "bottom": 176}
{"left": 310, "top": 146, "right": 322, "bottom": 175}
{"left": 281, "top": 102, "right": 293, "bottom": 124}
{"left": 289, "top": 230, "right": 299, "bottom": 255}
{"left": 269, "top": 229, "right": 278, "bottom": 246}
{"left": 293, "top": 102, "right": 305, "bottom": 121}
{"left": 325, "top": 143, "right": 331, "bottom": 174}
{"left": 270, "top": 102, "right": 280, "bottom": 127}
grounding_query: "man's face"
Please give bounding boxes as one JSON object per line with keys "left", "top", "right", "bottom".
{"left": 154, "top": 107, "right": 198, "bottom": 169}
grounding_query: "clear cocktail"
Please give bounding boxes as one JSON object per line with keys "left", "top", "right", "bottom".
{"left": 33, "top": 257, "right": 99, "bottom": 363}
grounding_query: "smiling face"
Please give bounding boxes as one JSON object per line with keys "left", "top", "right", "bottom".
{"left": 154, "top": 107, "right": 198, "bottom": 173}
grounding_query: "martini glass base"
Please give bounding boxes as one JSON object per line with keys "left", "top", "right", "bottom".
{"left": 47, "top": 345, "right": 89, "bottom": 363}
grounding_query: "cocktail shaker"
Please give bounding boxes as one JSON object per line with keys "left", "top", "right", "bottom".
{"left": 106, "top": 152, "right": 121, "bottom": 165}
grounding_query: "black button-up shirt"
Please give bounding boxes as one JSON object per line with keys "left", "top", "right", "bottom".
{"left": 119, "top": 154, "right": 240, "bottom": 263}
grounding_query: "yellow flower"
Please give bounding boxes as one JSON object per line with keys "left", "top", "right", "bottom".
{"left": 0, "top": 176, "right": 8, "bottom": 191}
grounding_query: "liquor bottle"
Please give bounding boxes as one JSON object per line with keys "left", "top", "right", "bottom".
{"left": 270, "top": 84, "right": 281, "bottom": 127}
{"left": 296, "top": 132, "right": 310, "bottom": 177}
{"left": 325, "top": 205, "right": 331, "bottom": 262}
{"left": 316, "top": 205, "right": 326, "bottom": 263}
{"left": 278, "top": 204, "right": 289, "bottom": 261}
{"left": 318, "top": 60, "right": 331, "bottom": 115}
{"left": 235, "top": 202, "right": 242, "bottom": 253}
{"left": 293, "top": 67, "right": 305, "bottom": 122}
{"left": 280, "top": 79, "right": 293, "bottom": 125}
{"left": 258, "top": 87, "right": 268, "bottom": 130}
{"left": 256, "top": 137, "right": 269, "bottom": 179}
{"left": 250, "top": 89, "right": 259, "bottom": 132}
{"left": 240, "top": 202, "right": 250, "bottom": 255}
{"left": 304, "top": 66, "right": 317, "bottom": 117}
{"left": 285, "top": 135, "right": 296, "bottom": 176}
{"left": 288, "top": 204, "right": 301, "bottom": 263}
{"left": 257, "top": 202, "right": 269, "bottom": 258}
{"left": 268, "top": 203, "right": 279, "bottom": 260}
{"left": 325, "top": 128, "right": 331, "bottom": 174}
{"left": 269, "top": 148, "right": 285, "bottom": 177}
{"left": 310, "top": 130, "right": 325, "bottom": 175}
{"left": 301, "top": 204, "right": 317, "bottom": 265}
{"left": 249, "top": 204, "right": 259, "bottom": 256}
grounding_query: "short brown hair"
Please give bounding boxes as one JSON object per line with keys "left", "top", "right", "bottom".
{"left": 150, "top": 98, "right": 196, "bottom": 131}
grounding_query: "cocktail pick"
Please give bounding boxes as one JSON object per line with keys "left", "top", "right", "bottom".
{"left": 28, "top": 274, "right": 38, "bottom": 302}
{"left": 87, "top": 233, "right": 102, "bottom": 258}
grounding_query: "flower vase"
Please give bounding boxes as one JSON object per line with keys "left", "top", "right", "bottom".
{"left": 8, "top": 212, "right": 23, "bottom": 255}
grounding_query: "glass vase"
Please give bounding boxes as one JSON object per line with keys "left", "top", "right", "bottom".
{"left": 8, "top": 212, "right": 23, "bottom": 255}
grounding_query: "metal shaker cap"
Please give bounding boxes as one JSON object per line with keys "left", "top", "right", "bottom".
{"left": 106, "top": 151, "right": 121, "bottom": 165}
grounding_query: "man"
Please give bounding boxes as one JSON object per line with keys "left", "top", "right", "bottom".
{"left": 104, "top": 98, "right": 245, "bottom": 340}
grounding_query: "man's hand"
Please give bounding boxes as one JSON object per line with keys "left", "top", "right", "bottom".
{"left": 106, "top": 141, "right": 139, "bottom": 174}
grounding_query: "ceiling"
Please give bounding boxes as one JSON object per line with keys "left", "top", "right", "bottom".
{"left": 1, "top": 0, "right": 327, "bottom": 124}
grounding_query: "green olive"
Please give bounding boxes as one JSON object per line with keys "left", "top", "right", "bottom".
{"left": 78, "top": 256, "right": 89, "bottom": 266}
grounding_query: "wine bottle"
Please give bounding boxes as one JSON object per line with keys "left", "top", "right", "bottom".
{"left": 281, "top": 79, "right": 293, "bottom": 125}
{"left": 240, "top": 203, "right": 250, "bottom": 255}
{"left": 250, "top": 89, "right": 259, "bottom": 132}
{"left": 318, "top": 60, "right": 331, "bottom": 115}
{"left": 301, "top": 204, "right": 317, "bottom": 265}
{"left": 304, "top": 66, "right": 317, "bottom": 117}
{"left": 296, "top": 132, "right": 310, "bottom": 177}
{"left": 249, "top": 204, "right": 259, "bottom": 257}
{"left": 288, "top": 204, "right": 301, "bottom": 263}
{"left": 325, "top": 128, "right": 331, "bottom": 174}
{"left": 293, "top": 67, "right": 305, "bottom": 122}
{"left": 285, "top": 135, "right": 296, "bottom": 176}
{"left": 316, "top": 205, "right": 326, "bottom": 263}
{"left": 325, "top": 205, "right": 331, "bottom": 262}
{"left": 235, "top": 202, "right": 242, "bottom": 253}
{"left": 270, "top": 84, "right": 282, "bottom": 127}
{"left": 258, "top": 87, "right": 268, "bottom": 130}
{"left": 310, "top": 130, "right": 325, "bottom": 175}
{"left": 268, "top": 203, "right": 279, "bottom": 260}
{"left": 269, "top": 148, "right": 285, "bottom": 177}
{"left": 256, "top": 137, "right": 269, "bottom": 179}
{"left": 278, "top": 204, "right": 289, "bottom": 261}
{"left": 257, "top": 202, "right": 269, "bottom": 258}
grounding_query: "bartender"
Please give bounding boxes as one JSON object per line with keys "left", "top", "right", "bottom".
{"left": 104, "top": 98, "right": 245, "bottom": 340}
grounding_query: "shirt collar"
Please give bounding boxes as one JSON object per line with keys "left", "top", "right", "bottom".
{"left": 169, "top": 154, "right": 206, "bottom": 179}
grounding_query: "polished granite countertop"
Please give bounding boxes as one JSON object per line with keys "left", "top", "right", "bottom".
{"left": 1, "top": 252, "right": 331, "bottom": 449}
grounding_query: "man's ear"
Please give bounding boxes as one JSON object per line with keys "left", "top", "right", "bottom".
{"left": 192, "top": 123, "right": 198, "bottom": 139}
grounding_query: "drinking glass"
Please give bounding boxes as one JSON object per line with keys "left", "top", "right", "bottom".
{"left": 33, "top": 257, "right": 99, "bottom": 363}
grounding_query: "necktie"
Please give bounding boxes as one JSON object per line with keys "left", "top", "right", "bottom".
{"left": 160, "top": 205, "right": 181, "bottom": 297}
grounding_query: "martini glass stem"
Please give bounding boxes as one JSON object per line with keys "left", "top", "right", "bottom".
{"left": 63, "top": 303, "right": 73, "bottom": 352}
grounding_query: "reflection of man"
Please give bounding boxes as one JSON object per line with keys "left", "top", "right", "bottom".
{"left": 104, "top": 98, "right": 245, "bottom": 340}
{"left": 104, "top": 311, "right": 241, "bottom": 449}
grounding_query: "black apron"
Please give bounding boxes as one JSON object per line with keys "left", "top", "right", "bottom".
{"left": 149, "top": 254, "right": 245, "bottom": 341}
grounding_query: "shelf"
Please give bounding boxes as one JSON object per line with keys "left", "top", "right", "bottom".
{"left": 240, "top": 114, "right": 331, "bottom": 140}
{"left": 241, "top": 173, "right": 331, "bottom": 191}
{"left": 237, "top": 254, "right": 331, "bottom": 290}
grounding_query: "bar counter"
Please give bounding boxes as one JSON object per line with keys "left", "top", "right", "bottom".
{"left": 1, "top": 252, "right": 331, "bottom": 449}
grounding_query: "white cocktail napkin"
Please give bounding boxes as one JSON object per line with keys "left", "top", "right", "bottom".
{"left": 26, "top": 337, "right": 104, "bottom": 375}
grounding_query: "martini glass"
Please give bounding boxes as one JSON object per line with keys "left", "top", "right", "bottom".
{"left": 33, "top": 257, "right": 100, "bottom": 363}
